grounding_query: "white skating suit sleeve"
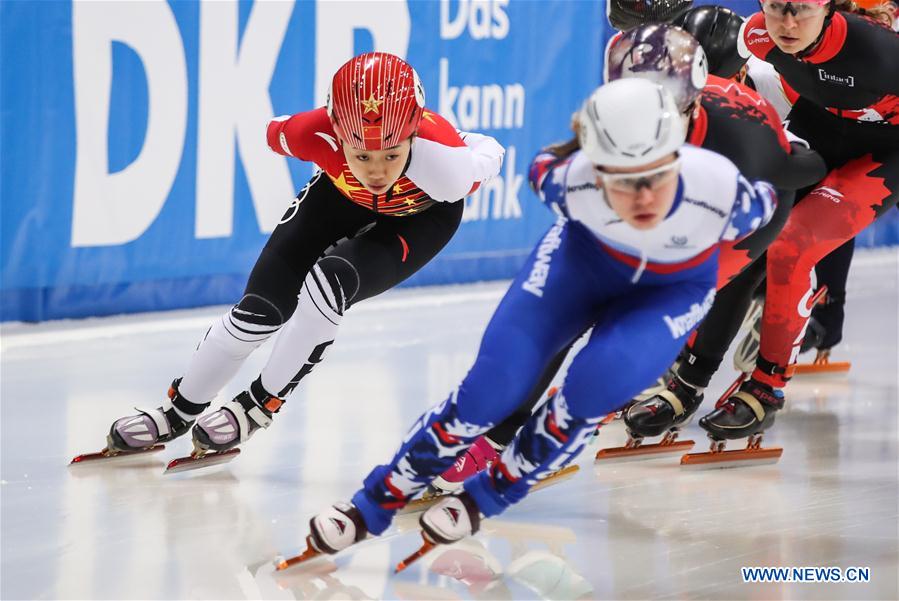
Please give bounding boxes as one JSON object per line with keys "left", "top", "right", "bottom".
{"left": 458, "top": 131, "right": 506, "bottom": 184}
{"left": 744, "top": 56, "right": 812, "bottom": 148}
{"left": 530, "top": 145, "right": 777, "bottom": 267}
{"left": 745, "top": 55, "right": 793, "bottom": 121}
{"left": 404, "top": 111, "right": 504, "bottom": 202}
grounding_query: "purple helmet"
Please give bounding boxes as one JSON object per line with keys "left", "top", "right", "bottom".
{"left": 606, "top": 23, "right": 709, "bottom": 113}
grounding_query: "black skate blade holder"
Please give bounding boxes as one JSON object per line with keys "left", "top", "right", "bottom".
{"left": 164, "top": 447, "right": 240, "bottom": 474}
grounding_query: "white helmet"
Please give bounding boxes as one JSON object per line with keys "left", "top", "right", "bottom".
{"left": 578, "top": 79, "right": 687, "bottom": 168}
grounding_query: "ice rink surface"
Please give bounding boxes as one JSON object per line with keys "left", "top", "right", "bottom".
{"left": 2, "top": 250, "right": 897, "bottom": 601}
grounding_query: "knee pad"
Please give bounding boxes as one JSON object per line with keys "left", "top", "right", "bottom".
{"left": 305, "top": 256, "right": 360, "bottom": 316}
{"left": 217, "top": 293, "right": 286, "bottom": 353}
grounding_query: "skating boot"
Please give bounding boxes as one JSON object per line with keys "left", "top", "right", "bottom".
{"left": 277, "top": 503, "right": 370, "bottom": 570}
{"left": 720, "top": 294, "right": 767, "bottom": 405}
{"left": 428, "top": 436, "right": 501, "bottom": 496}
{"left": 597, "top": 361, "right": 682, "bottom": 449}
{"left": 165, "top": 377, "right": 283, "bottom": 473}
{"left": 71, "top": 379, "right": 201, "bottom": 465}
{"left": 681, "top": 379, "right": 784, "bottom": 468}
{"left": 396, "top": 492, "right": 483, "bottom": 573}
{"left": 595, "top": 375, "right": 702, "bottom": 461}
{"left": 630, "top": 362, "right": 679, "bottom": 402}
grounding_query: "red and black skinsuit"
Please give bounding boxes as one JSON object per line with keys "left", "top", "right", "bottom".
{"left": 673, "top": 75, "right": 828, "bottom": 389}
{"left": 743, "top": 11, "right": 899, "bottom": 388}
{"left": 696, "top": 10, "right": 899, "bottom": 440}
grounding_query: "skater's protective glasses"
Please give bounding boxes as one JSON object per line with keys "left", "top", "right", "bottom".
{"left": 596, "top": 159, "right": 681, "bottom": 195}
{"left": 761, "top": 1, "right": 828, "bottom": 20}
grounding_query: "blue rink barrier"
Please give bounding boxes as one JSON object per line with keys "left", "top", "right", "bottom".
{"left": 1, "top": 0, "right": 896, "bottom": 322}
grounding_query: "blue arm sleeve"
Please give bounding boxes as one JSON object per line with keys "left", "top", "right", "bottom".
{"left": 528, "top": 152, "right": 572, "bottom": 219}
{"left": 722, "top": 175, "right": 778, "bottom": 242}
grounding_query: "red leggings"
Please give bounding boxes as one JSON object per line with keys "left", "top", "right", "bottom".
{"left": 754, "top": 152, "right": 899, "bottom": 387}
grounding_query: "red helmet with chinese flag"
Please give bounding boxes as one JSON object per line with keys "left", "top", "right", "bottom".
{"left": 327, "top": 52, "right": 426, "bottom": 150}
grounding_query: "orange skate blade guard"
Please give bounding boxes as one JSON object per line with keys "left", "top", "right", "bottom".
{"left": 70, "top": 444, "right": 166, "bottom": 465}
{"left": 596, "top": 439, "right": 695, "bottom": 462}
{"left": 164, "top": 448, "right": 240, "bottom": 474}
{"left": 680, "top": 446, "right": 782, "bottom": 469}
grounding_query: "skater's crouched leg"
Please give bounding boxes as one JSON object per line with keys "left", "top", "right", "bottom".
{"left": 200, "top": 245, "right": 306, "bottom": 370}
{"left": 464, "top": 389, "right": 603, "bottom": 517}
{"left": 223, "top": 292, "right": 288, "bottom": 352}
{"left": 352, "top": 391, "right": 494, "bottom": 535}
{"left": 464, "top": 281, "right": 716, "bottom": 517}
{"left": 456, "top": 347, "right": 548, "bottom": 426}
{"left": 177, "top": 291, "right": 292, "bottom": 407}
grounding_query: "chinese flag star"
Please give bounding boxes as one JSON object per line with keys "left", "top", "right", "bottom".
{"left": 360, "top": 93, "right": 384, "bottom": 114}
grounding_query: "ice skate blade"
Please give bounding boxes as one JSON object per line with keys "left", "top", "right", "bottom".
{"left": 398, "top": 464, "right": 579, "bottom": 515}
{"left": 680, "top": 446, "right": 782, "bottom": 469}
{"left": 70, "top": 444, "right": 166, "bottom": 465}
{"left": 595, "top": 439, "right": 695, "bottom": 463}
{"left": 792, "top": 361, "right": 850, "bottom": 375}
{"left": 276, "top": 536, "right": 323, "bottom": 571}
{"left": 164, "top": 448, "right": 240, "bottom": 474}
{"left": 532, "top": 464, "right": 580, "bottom": 491}
{"left": 396, "top": 533, "right": 437, "bottom": 573}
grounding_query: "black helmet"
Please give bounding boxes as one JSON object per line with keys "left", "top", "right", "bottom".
{"left": 606, "top": 23, "right": 709, "bottom": 113}
{"left": 607, "top": 0, "right": 694, "bottom": 31}
{"left": 673, "top": 5, "right": 748, "bottom": 80}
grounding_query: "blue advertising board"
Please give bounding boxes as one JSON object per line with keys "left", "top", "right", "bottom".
{"left": 1, "top": 0, "right": 895, "bottom": 322}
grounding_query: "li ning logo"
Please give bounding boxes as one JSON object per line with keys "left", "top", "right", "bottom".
{"left": 818, "top": 69, "right": 854, "bottom": 87}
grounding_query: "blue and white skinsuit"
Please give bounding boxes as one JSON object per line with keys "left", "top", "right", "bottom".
{"left": 351, "top": 144, "right": 776, "bottom": 532}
